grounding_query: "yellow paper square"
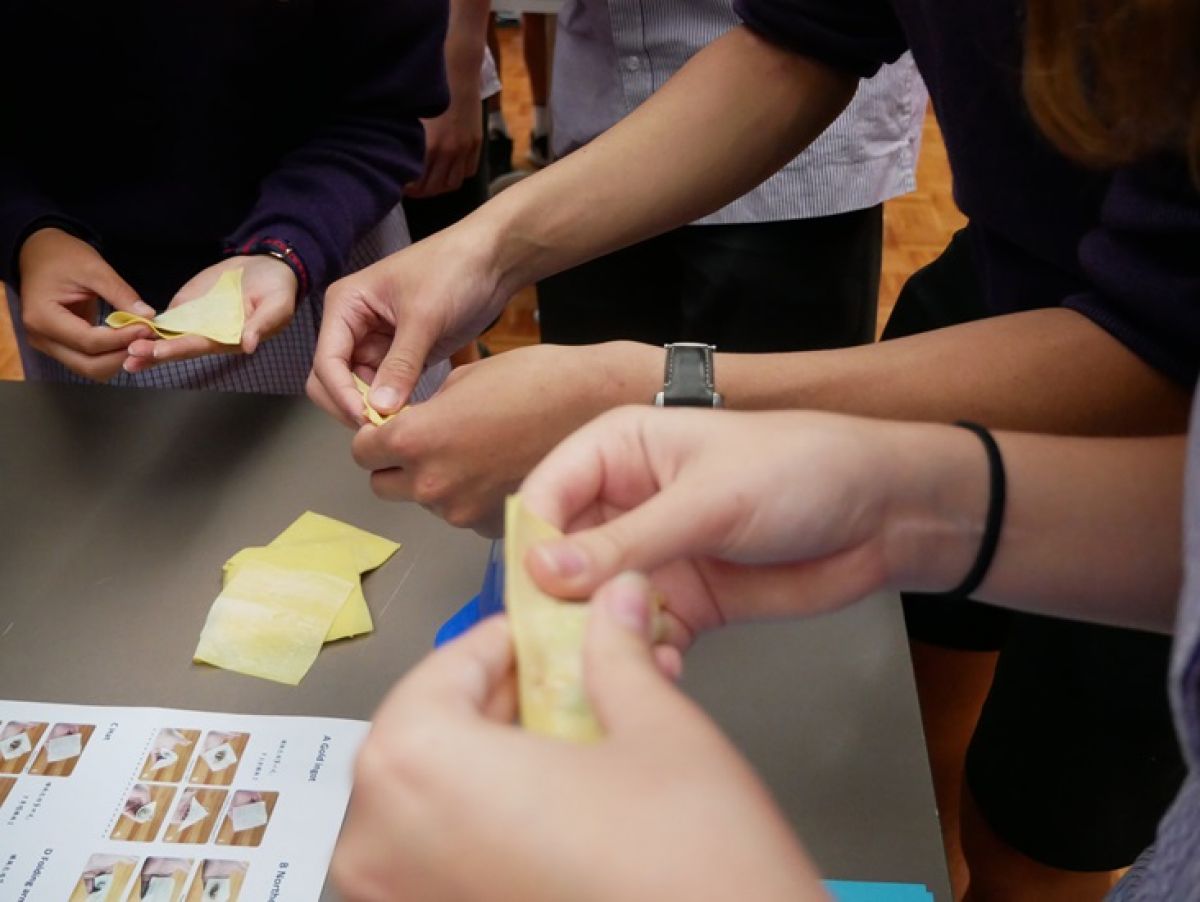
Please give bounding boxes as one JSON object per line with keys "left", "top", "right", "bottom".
{"left": 194, "top": 561, "right": 354, "bottom": 685}
{"left": 224, "top": 543, "right": 374, "bottom": 641}
{"left": 269, "top": 511, "right": 401, "bottom": 573}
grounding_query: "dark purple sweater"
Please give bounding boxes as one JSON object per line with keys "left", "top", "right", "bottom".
{"left": 735, "top": 0, "right": 1200, "bottom": 387}
{"left": 1, "top": 0, "right": 448, "bottom": 306}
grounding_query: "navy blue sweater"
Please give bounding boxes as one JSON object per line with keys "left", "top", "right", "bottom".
{"left": 1, "top": 0, "right": 448, "bottom": 306}
{"left": 736, "top": 0, "right": 1200, "bottom": 386}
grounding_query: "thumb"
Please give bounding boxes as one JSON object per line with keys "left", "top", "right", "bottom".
{"left": 584, "top": 572, "right": 690, "bottom": 736}
{"left": 89, "top": 263, "right": 155, "bottom": 318}
{"left": 368, "top": 321, "right": 437, "bottom": 413}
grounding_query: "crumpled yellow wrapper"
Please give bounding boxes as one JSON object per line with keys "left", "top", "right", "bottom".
{"left": 194, "top": 512, "right": 401, "bottom": 684}
{"left": 107, "top": 268, "right": 245, "bottom": 345}
{"left": 504, "top": 495, "right": 602, "bottom": 743}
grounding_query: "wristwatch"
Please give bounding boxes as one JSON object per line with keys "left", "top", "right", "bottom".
{"left": 654, "top": 342, "right": 723, "bottom": 408}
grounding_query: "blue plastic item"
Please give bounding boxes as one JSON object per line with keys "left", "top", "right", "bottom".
{"left": 824, "top": 880, "right": 934, "bottom": 901}
{"left": 435, "top": 540, "right": 505, "bottom": 647}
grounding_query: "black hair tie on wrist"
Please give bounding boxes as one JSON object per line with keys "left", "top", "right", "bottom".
{"left": 935, "top": 421, "right": 1007, "bottom": 600}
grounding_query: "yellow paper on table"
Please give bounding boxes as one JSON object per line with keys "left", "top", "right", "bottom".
{"left": 194, "top": 561, "right": 355, "bottom": 685}
{"left": 504, "top": 495, "right": 602, "bottom": 743}
{"left": 197, "top": 512, "right": 402, "bottom": 684}
{"left": 269, "top": 511, "right": 400, "bottom": 573}
{"left": 352, "top": 374, "right": 396, "bottom": 426}
{"left": 225, "top": 512, "right": 401, "bottom": 642}
{"left": 106, "top": 268, "right": 245, "bottom": 345}
{"left": 224, "top": 543, "right": 373, "bottom": 642}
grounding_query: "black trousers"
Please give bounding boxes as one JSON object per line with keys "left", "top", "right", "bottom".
{"left": 537, "top": 205, "right": 883, "bottom": 352}
{"left": 887, "top": 230, "right": 1185, "bottom": 871}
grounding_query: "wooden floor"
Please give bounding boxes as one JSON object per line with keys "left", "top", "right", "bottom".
{"left": 0, "top": 24, "right": 964, "bottom": 376}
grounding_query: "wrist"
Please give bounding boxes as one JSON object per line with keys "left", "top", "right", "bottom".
{"left": 225, "top": 237, "right": 309, "bottom": 300}
{"left": 591, "top": 340, "right": 663, "bottom": 407}
{"left": 879, "top": 422, "right": 990, "bottom": 595}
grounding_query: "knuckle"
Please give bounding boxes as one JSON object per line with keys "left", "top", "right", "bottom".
{"left": 377, "top": 354, "right": 420, "bottom": 382}
{"left": 411, "top": 471, "right": 448, "bottom": 508}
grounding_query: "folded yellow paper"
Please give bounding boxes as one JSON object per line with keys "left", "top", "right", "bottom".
{"left": 504, "top": 495, "right": 602, "bottom": 743}
{"left": 106, "top": 268, "right": 245, "bottom": 345}
{"left": 196, "top": 512, "right": 402, "bottom": 683}
{"left": 352, "top": 374, "right": 396, "bottom": 426}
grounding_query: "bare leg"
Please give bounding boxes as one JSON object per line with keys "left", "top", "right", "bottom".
{"left": 910, "top": 641, "right": 996, "bottom": 900}
{"left": 960, "top": 783, "right": 1123, "bottom": 901}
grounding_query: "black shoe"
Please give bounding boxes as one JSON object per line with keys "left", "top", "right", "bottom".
{"left": 487, "top": 130, "right": 513, "bottom": 182}
{"left": 528, "top": 132, "right": 551, "bottom": 169}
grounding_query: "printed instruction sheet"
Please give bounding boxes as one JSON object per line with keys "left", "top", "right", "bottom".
{"left": 0, "top": 700, "right": 368, "bottom": 901}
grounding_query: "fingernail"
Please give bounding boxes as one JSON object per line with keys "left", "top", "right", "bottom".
{"left": 604, "top": 572, "right": 650, "bottom": 634}
{"left": 534, "top": 541, "right": 587, "bottom": 579}
{"left": 370, "top": 386, "right": 401, "bottom": 411}
{"left": 133, "top": 302, "right": 156, "bottom": 317}
{"left": 122, "top": 357, "right": 137, "bottom": 373}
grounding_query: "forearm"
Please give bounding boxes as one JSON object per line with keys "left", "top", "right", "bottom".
{"left": 443, "top": 0, "right": 488, "bottom": 108}
{"left": 885, "top": 424, "right": 1186, "bottom": 633}
{"left": 467, "top": 26, "right": 855, "bottom": 292}
{"left": 721, "top": 308, "right": 1192, "bottom": 434}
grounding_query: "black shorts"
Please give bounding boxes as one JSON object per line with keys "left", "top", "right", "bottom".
{"left": 888, "top": 231, "right": 1186, "bottom": 871}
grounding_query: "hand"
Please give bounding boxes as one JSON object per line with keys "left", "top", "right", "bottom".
{"left": 17, "top": 227, "right": 154, "bottom": 381}
{"left": 141, "top": 857, "right": 189, "bottom": 879}
{"left": 405, "top": 97, "right": 484, "bottom": 198}
{"left": 308, "top": 223, "right": 508, "bottom": 425}
{"left": 123, "top": 784, "right": 152, "bottom": 817}
{"left": 349, "top": 342, "right": 660, "bottom": 534}
{"left": 520, "top": 407, "right": 983, "bottom": 649}
{"left": 170, "top": 789, "right": 197, "bottom": 822}
{"left": 124, "top": 255, "right": 297, "bottom": 372}
{"left": 332, "top": 573, "right": 823, "bottom": 902}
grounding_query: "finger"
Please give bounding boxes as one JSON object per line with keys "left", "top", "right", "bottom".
{"left": 654, "top": 644, "right": 684, "bottom": 682}
{"left": 89, "top": 265, "right": 155, "bottom": 318}
{"left": 368, "top": 466, "right": 416, "bottom": 504}
{"left": 520, "top": 407, "right": 656, "bottom": 529}
{"left": 583, "top": 572, "right": 696, "bottom": 737}
{"left": 444, "top": 154, "right": 468, "bottom": 194}
{"left": 311, "top": 312, "right": 374, "bottom": 425}
{"left": 26, "top": 301, "right": 150, "bottom": 355}
{"left": 421, "top": 152, "right": 453, "bottom": 197}
{"left": 397, "top": 616, "right": 515, "bottom": 717}
{"left": 369, "top": 321, "right": 438, "bottom": 414}
{"left": 306, "top": 370, "right": 361, "bottom": 429}
{"left": 29, "top": 334, "right": 128, "bottom": 382}
{"left": 526, "top": 484, "right": 723, "bottom": 599}
{"left": 242, "top": 296, "right": 293, "bottom": 354}
{"left": 351, "top": 408, "right": 423, "bottom": 472}
{"left": 149, "top": 334, "right": 228, "bottom": 363}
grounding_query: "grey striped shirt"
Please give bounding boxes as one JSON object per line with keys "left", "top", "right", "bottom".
{"left": 550, "top": 0, "right": 927, "bottom": 225}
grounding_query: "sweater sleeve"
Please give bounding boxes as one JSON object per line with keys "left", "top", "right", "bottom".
{"left": 0, "top": 156, "right": 99, "bottom": 287}
{"left": 225, "top": 0, "right": 450, "bottom": 292}
{"left": 733, "top": 0, "right": 908, "bottom": 79}
{"left": 1062, "top": 157, "right": 1200, "bottom": 388}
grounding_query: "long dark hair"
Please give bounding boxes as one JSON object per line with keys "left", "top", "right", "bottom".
{"left": 1023, "top": 0, "right": 1200, "bottom": 185}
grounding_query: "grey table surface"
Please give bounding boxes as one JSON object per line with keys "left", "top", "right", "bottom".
{"left": 0, "top": 381, "right": 950, "bottom": 900}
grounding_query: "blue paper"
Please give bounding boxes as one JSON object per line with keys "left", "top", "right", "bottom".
{"left": 824, "top": 880, "right": 934, "bottom": 901}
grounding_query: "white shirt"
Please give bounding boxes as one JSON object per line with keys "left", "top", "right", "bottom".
{"left": 550, "top": 0, "right": 928, "bottom": 225}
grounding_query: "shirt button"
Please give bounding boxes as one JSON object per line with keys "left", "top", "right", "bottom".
{"left": 623, "top": 56, "right": 641, "bottom": 72}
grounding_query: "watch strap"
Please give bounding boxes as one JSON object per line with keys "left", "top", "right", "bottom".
{"left": 655, "top": 343, "right": 721, "bottom": 407}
